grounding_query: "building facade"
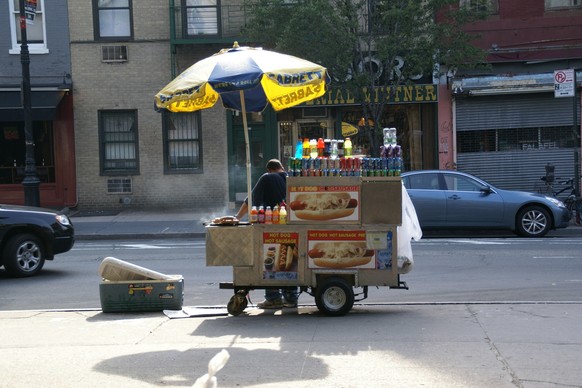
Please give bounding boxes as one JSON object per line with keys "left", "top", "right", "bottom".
{"left": 0, "top": 0, "right": 76, "bottom": 207}
{"left": 68, "top": 0, "right": 230, "bottom": 211}
{"left": 440, "top": 0, "right": 582, "bottom": 193}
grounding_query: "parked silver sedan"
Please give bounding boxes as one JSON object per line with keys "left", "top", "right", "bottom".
{"left": 401, "top": 170, "right": 571, "bottom": 237}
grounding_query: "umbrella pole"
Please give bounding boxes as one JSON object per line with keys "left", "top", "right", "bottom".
{"left": 239, "top": 90, "right": 252, "bottom": 221}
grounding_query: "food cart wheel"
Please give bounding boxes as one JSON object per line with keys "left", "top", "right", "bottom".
{"left": 315, "top": 277, "right": 354, "bottom": 316}
{"left": 227, "top": 292, "right": 248, "bottom": 316}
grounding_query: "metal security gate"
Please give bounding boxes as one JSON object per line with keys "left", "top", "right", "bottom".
{"left": 455, "top": 92, "right": 581, "bottom": 192}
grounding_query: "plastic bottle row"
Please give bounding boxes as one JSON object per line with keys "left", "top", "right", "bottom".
{"left": 250, "top": 203, "right": 288, "bottom": 224}
{"left": 295, "top": 137, "right": 354, "bottom": 159}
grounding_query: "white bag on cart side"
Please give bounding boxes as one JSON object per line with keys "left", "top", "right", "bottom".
{"left": 396, "top": 184, "right": 422, "bottom": 274}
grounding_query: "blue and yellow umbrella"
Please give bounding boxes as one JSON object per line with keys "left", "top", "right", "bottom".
{"left": 155, "top": 42, "right": 330, "bottom": 217}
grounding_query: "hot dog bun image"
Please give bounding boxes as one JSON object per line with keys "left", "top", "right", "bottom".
{"left": 274, "top": 244, "right": 296, "bottom": 271}
{"left": 289, "top": 192, "right": 358, "bottom": 221}
{"left": 308, "top": 242, "right": 374, "bottom": 268}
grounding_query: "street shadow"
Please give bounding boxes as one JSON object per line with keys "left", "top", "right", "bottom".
{"left": 91, "top": 305, "right": 421, "bottom": 386}
{"left": 93, "top": 346, "right": 328, "bottom": 386}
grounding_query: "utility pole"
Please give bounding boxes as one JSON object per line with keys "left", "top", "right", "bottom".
{"left": 19, "top": 0, "right": 40, "bottom": 207}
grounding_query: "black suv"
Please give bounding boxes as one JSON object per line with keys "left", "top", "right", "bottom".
{"left": 0, "top": 204, "right": 74, "bottom": 277}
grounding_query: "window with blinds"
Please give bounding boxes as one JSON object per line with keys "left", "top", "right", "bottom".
{"left": 163, "top": 111, "right": 202, "bottom": 173}
{"left": 99, "top": 110, "right": 139, "bottom": 175}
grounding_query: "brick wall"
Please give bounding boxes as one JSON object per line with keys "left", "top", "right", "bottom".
{"left": 69, "top": 1, "right": 229, "bottom": 211}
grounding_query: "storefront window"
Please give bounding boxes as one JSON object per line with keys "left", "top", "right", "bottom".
{"left": 0, "top": 121, "right": 55, "bottom": 184}
{"left": 340, "top": 104, "right": 427, "bottom": 171}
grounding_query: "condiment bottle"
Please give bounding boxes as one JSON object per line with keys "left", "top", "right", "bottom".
{"left": 250, "top": 206, "right": 258, "bottom": 224}
{"left": 344, "top": 137, "right": 352, "bottom": 158}
{"left": 309, "top": 139, "right": 318, "bottom": 159}
{"left": 272, "top": 205, "right": 279, "bottom": 224}
{"left": 302, "top": 138, "right": 310, "bottom": 159}
{"left": 264, "top": 206, "right": 273, "bottom": 224}
{"left": 258, "top": 206, "right": 265, "bottom": 224}
{"left": 317, "top": 138, "right": 324, "bottom": 157}
{"left": 279, "top": 203, "right": 287, "bottom": 224}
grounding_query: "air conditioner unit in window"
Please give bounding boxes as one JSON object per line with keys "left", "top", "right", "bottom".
{"left": 102, "top": 45, "right": 128, "bottom": 63}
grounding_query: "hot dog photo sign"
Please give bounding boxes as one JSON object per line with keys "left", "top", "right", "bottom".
{"left": 288, "top": 185, "right": 360, "bottom": 222}
{"left": 262, "top": 232, "right": 299, "bottom": 280}
{"left": 307, "top": 230, "right": 375, "bottom": 269}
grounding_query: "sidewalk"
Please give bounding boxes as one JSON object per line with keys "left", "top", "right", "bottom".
{"left": 69, "top": 208, "right": 582, "bottom": 240}
{"left": 1, "top": 302, "right": 581, "bottom": 387}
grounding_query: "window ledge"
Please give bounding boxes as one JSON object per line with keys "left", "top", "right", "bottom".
{"left": 9, "top": 48, "right": 50, "bottom": 55}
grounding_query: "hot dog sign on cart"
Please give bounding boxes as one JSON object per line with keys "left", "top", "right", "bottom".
{"left": 307, "top": 230, "right": 375, "bottom": 269}
{"left": 289, "top": 184, "right": 360, "bottom": 222}
{"left": 262, "top": 232, "right": 299, "bottom": 280}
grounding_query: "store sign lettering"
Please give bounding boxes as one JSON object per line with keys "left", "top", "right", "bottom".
{"left": 305, "top": 84, "right": 437, "bottom": 106}
{"left": 522, "top": 142, "right": 557, "bottom": 151}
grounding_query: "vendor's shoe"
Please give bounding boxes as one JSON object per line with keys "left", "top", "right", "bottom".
{"left": 283, "top": 300, "right": 298, "bottom": 308}
{"left": 257, "top": 299, "right": 283, "bottom": 309}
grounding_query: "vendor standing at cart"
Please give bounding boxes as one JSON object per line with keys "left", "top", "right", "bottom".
{"left": 235, "top": 159, "right": 299, "bottom": 309}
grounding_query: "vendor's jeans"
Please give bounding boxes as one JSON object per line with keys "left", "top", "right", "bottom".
{"left": 266, "top": 288, "right": 298, "bottom": 303}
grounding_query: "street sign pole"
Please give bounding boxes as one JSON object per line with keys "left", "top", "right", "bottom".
{"left": 19, "top": 0, "right": 40, "bottom": 207}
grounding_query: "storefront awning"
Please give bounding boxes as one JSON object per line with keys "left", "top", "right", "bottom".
{"left": 452, "top": 71, "right": 582, "bottom": 96}
{"left": 0, "top": 88, "right": 68, "bottom": 121}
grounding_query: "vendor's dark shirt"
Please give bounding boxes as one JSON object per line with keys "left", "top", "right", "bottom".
{"left": 246, "top": 171, "right": 287, "bottom": 208}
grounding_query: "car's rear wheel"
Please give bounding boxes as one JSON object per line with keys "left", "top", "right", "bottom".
{"left": 516, "top": 206, "right": 551, "bottom": 237}
{"left": 2, "top": 234, "right": 45, "bottom": 277}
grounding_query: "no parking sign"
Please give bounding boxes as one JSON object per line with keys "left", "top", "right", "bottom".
{"left": 554, "top": 69, "right": 575, "bottom": 98}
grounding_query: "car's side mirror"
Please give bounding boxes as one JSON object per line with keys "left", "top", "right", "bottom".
{"left": 480, "top": 185, "right": 493, "bottom": 194}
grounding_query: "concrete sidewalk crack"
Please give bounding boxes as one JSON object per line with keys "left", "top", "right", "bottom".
{"left": 467, "top": 305, "right": 524, "bottom": 388}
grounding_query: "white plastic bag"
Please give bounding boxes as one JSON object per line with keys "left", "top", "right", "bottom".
{"left": 396, "top": 184, "right": 422, "bottom": 274}
{"left": 193, "top": 349, "right": 230, "bottom": 388}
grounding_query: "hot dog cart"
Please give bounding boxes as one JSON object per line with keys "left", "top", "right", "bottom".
{"left": 206, "top": 175, "right": 416, "bottom": 316}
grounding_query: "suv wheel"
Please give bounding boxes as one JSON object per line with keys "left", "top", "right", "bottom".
{"left": 3, "top": 234, "right": 45, "bottom": 277}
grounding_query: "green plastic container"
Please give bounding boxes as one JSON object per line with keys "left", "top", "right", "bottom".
{"left": 99, "top": 275, "right": 184, "bottom": 313}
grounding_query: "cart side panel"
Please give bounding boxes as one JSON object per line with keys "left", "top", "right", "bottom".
{"left": 361, "top": 178, "right": 402, "bottom": 225}
{"left": 206, "top": 225, "right": 254, "bottom": 266}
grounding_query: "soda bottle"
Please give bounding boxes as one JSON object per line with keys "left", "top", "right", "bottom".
{"left": 344, "top": 137, "right": 352, "bottom": 158}
{"left": 272, "top": 205, "right": 280, "bottom": 224}
{"left": 295, "top": 139, "right": 303, "bottom": 159}
{"left": 330, "top": 139, "right": 338, "bottom": 159}
{"left": 264, "top": 206, "right": 273, "bottom": 224}
{"left": 258, "top": 206, "right": 265, "bottom": 224}
{"left": 279, "top": 202, "right": 287, "bottom": 224}
{"left": 250, "top": 206, "right": 258, "bottom": 224}
{"left": 323, "top": 139, "right": 331, "bottom": 157}
{"left": 317, "top": 138, "right": 325, "bottom": 157}
{"left": 302, "top": 138, "right": 310, "bottom": 159}
{"left": 309, "top": 139, "right": 318, "bottom": 159}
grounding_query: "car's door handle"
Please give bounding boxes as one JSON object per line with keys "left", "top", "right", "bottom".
{"left": 448, "top": 194, "right": 461, "bottom": 200}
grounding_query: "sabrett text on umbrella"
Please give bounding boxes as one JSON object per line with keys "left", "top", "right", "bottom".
{"left": 266, "top": 70, "right": 325, "bottom": 84}
{"left": 272, "top": 84, "right": 323, "bottom": 107}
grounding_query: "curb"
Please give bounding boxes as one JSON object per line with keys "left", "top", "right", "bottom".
{"left": 75, "top": 232, "right": 205, "bottom": 241}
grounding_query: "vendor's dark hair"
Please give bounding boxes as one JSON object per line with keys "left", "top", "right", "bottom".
{"left": 266, "top": 159, "right": 283, "bottom": 171}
